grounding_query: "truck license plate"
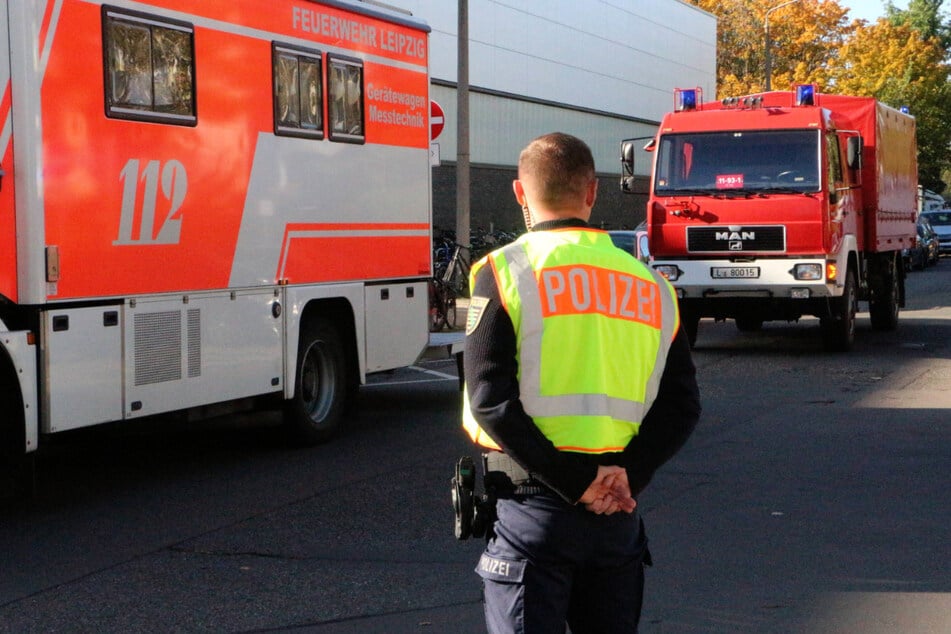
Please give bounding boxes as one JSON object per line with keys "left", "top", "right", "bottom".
{"left": 711, "top": 266, "right": 760, "bottom": 279}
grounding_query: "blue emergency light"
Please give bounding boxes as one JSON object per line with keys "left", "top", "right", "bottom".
{"left": 674, "top": 88, "right": 701, "bottom": 112}
{"left": 900, "top": 106, "right": 910, "bottom": 114}
{"left": 794, "top": 83, "right": 816, "bottom": 106}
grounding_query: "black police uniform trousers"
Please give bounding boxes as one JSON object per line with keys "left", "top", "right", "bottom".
{"left": 476, "top": 489, "right": 648, "bottom": 633}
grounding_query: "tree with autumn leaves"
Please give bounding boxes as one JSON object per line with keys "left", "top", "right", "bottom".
{"left": 688, "top": 0, "right": 951, "bottom": 194}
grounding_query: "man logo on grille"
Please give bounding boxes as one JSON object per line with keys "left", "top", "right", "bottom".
{"left": 715, "top": 230, "right": 756, "bottom": 241}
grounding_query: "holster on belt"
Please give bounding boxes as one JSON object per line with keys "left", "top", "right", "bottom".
{"left": 484, "top": 451, "right": 550, "bottom": 496}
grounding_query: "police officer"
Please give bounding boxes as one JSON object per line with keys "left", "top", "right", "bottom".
{"left": 463, "top": 132, "right": 701, "bottom": 633}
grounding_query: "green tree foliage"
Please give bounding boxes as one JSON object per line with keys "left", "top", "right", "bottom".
{"left": 691, "top": 0, "right": 850, "bottom": 95}
{"left": 886, "top": 0, "right": 951, "bottom": 48}
{"left": 688, "top": 0, "right": 951, "bottom": 193}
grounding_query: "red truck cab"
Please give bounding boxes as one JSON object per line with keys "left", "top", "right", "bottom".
{"left": 622, "top": 86, "right": 917, "bottom": 351}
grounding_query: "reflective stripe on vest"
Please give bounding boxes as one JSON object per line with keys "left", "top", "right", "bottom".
{"left": 463, "top": 230, "right": 680, "bottom": 453}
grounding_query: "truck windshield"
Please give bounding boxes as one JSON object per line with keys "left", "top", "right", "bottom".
{"left": 655, "top": 130, "right": 820, "bottom": 195}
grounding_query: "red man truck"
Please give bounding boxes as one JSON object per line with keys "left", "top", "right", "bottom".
{"left": 1, "top": 0, "right": 435, "bottom": 497}
{"left": 621, "top": 85, "right": 918, "bottom": 351}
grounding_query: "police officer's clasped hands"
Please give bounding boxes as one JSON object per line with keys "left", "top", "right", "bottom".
{"left": 579, "top": 464, "right": 636, "bottom": 515}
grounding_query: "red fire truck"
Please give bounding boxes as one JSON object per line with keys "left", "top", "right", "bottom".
{"left": 622, "top": 85, "right": 918, "bottom": 351}
{"left": 1, "top": 0, "right": 434, "bottom": 493}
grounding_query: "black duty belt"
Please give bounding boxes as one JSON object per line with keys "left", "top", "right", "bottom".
{"left": 484, "top": 451, "right": 551, "bottom": 496}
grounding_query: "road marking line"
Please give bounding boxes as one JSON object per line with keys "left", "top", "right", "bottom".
{"left": 408, "top": 365, "right": 458, "bottom": 380}
{"left": 365, "top": 365, "right": 458, "bottom": 387}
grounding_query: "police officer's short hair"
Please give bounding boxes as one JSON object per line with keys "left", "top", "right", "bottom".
{"left": 518, "top": 132, "right": 596, "bottom": 210}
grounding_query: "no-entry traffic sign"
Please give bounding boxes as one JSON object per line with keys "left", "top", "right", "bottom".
{"left": 431, "top": 100, "right": 445, "bottom": 140}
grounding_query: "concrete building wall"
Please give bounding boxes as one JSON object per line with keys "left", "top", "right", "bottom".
{"left": 390, "top": 0, "right": 717, "bottom": 234}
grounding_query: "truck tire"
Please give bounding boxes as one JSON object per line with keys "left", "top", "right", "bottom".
{"left": 734, "top": 316, "right": 763, "bottom": 332}
{"left": 284, "top": 318, "right": 350, "bottom": 445}
{"left": 0, "top": 372, "right": 34, "bottom": 504}
{"left": 869, "top": 256, "right": 900, "bottom": 331}
{"left": 680, "top": 307, "right": 700, "bottom": 348}
{"left": 820, "top": 269, "right": 856, "bottom": 352}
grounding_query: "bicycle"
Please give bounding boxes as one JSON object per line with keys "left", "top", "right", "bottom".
{"left": 428, "top": 277, "right": 457, "bottom": 332}
{"left": 436, "top": 242, "right": 471, "bottom": 298}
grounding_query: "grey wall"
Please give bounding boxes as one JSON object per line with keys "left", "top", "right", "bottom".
{"left": 432, "top": 165, "right": 649, "bottom": 239}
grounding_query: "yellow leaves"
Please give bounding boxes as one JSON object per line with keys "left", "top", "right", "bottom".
{"left": 685, "top": 0, "right": 951, "bottom": 192}
{"left": 685, "top": 0, "right": 851, "bottom": 97}
{"left": 685, "top": 0, "right": 947, "bottom": 100}
{"left": 831, "top": 20, "right": 946, "bottom": 98}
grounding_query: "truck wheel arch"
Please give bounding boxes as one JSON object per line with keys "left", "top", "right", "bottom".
{"left": 0, "top": 350, "right": 26, "bottom": 451}
{"left": 0, "top": 348, "right": 35, "bottom": 501}
{"left": 282, "top": 298, "right": 360, "bottom": 445}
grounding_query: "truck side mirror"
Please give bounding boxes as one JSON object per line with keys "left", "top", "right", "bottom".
{"left": 620, "top": 136, "right": 655, "bottom": 194}
{"left": 847, "top": 136, "right": 862, "bottom": 170}
{"left": 620, "top": 140, "right": 636, "bottom": 193}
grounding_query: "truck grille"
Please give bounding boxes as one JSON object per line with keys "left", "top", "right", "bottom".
{"left": 686, "top": 225, "right": 785, "bottom": 253}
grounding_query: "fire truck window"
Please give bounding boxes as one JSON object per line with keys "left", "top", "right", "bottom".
{"left": 328, "top": 55, "right": 365, "bottom": 143}
{"left": 103, "top": 8, "right": 195, "bottom": 125}
{"left": 300, "top": 59, "right": 322, "bottom": 130}
{"left": 276, "top": 55, "right": 301, "bottom": 127}
{"left": 826, "top": 134, "right": 843, "bottom": 184}
{"left": 273, "top": 44, "right": 323, "bottom": 138}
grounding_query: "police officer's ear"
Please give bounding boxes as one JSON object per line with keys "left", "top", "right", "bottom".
{"left": 585, "top": 178, "right": 599, "bottom": 209}
{"left": 513, "top": 179, "right": 527, "bottom": 207}
{"left": 513, "top": 180, "right": 534, "bottom": 230}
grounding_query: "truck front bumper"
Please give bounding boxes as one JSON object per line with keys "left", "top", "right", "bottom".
{"left": 652, "top": 258, "right": 841, "bottom": 301}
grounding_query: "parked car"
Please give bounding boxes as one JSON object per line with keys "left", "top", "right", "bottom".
{"left": 921, "top": 210, "right": 951, "bottom": 256}
{"left": 904, "top": 215, "right": 940, "bottom": 270}
{"left": 608, "top": 221, "right": 650, "bottom": 262}
{"left": 920, "top": 216, "right": 941, "bottom": 266}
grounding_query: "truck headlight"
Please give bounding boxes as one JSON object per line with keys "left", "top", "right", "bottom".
{"left": 653, "top": 264, "right": 681, "bottom": 281}
{"left": 792, "top": 263, "right": 823, "bottom": 280}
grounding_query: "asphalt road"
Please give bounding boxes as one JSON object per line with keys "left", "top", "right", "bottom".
{"left": 1, "top": 261, "right": 949, "bottom": 633}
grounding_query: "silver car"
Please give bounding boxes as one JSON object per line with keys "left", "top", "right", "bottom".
{"left": 921, "top": 210, "right": 951, "bottom": 256}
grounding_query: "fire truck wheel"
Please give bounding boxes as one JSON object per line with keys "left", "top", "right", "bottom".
{"left": 285, "top": 319, "right": 349, "bottom": 445}
{"left": 820, "top": 269, "right": 856, "bottom": 352}
{"left": 869, "top": 256, "right": 900, "bottom": 331}
{"left": 681, "top": 308, "right": 700, "bottom": 348}
{"left": 0, "top": 374, "right": 34, "bottom": 504}
{"left": 734, "top": 316, "right": 763, "bottom": 332}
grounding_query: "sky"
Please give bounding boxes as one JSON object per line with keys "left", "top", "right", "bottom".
{"left": 845, "top": 0, "right": 908, "bottom": 23}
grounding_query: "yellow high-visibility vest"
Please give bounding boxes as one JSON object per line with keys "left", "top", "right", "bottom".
{"left": 463, "top": 228, "right": 680, "bottom": 454}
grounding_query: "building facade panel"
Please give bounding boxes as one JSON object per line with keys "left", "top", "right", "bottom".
{"left": 431, "top": 84, "right": 657, "bottom": 172}
{"left": 408, "top": 0, "right": 715, "bottom": 121}
{"left": 397, "top": 0, "right": 716, "bottom": 231}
